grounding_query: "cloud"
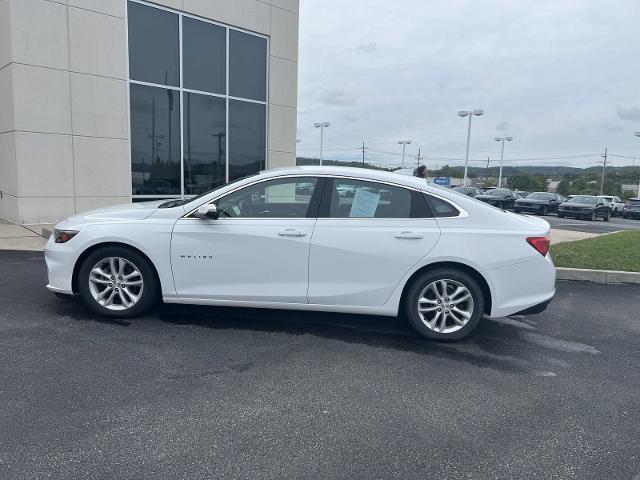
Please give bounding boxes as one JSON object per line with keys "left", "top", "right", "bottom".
{"left": 617, "top": 105, "right": 640, "bottom": 121}
{"left": 602, "top": 123, "right": 623, "bottom": 133}
{"left": 355, "top": 42, "right": 377, "bottom": 53}
{"left": 316, "top": 88, "right": 358, "bottom": 107}
{"left": 496, "top": 121, "right": 512, "bottom": 132}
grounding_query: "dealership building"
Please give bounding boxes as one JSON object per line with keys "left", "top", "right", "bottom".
{"left": 0, "top": 0, "right": 299, "bottom": 224}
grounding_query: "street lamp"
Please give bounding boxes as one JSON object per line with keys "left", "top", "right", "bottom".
{"left": 458, "top": 109, "right": 484, "bottom": 186}
{"left": 398, "top": 140, "right": 412, "bottom": 168}
{"left": 634, "top": 132, "right": 640, "bottom": 197}
{"left": 313, "top": 122, "right": 330, "bottom": 166}
{"left": 495, "top": 136, "right": 514, "bottom": 188}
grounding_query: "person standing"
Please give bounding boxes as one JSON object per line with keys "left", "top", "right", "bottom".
{"left": 413, "top": 165, "right": 428, "bottom": 180}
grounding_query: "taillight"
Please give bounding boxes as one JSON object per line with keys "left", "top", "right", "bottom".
{"left": 527, "top": 237, "right": 550, "bottom": 257}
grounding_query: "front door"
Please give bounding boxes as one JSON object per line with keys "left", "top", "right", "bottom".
{"left": 307, "top": 178, "right": 441, "bottom": 307}
{"left": 171, "top": 176, "right": 321, "bottom": 303}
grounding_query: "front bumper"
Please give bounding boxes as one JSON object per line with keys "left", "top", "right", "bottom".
{"left": 515, "top": 204, "right": 545, "bottom": 213}
{"left": 44, "top": 235, "right": 78, "bottom": 295}
{"left": 558, "top": 209, "right": 591, "bottom": 217}
{"left": 623, "top": 210, "right": 640, "bottom": 219}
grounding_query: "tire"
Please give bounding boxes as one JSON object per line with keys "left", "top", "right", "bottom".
{"left": 541, "top": 206, "right": 548, "bottom": 216}
{"left": 77, "top": 246, "right": 159, "bottom": 318}
{"left": 514, "top": 209, "right": 521, "bottom": 214}
{"left": 604, "top": 212, "right": 610, "bottom": 222}
{"left": 558, "top": 213, "right": 564, "bottom": 218}
{"left": 589, "top": 211, "right": 596, "bottom": 222}
{"left": 404, "top": 269, "right": 485, "bottom": 342}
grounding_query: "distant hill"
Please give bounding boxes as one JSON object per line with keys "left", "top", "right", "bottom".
{"left": 296, "top": 157, "right": 638, "bottom": 180}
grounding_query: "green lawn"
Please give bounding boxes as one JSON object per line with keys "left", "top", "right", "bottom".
{"left": 550, "top": 231, "right": 640, "bottom": 272}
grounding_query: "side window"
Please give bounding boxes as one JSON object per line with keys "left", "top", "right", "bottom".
{"left": 328, "top": 179, "right": 411, "bottom": 218}
{"left": 216, "top": 177, "right": 318, "bottom": 218}
{"left": 425, "top": 194, "right": 460, "bottom": 218}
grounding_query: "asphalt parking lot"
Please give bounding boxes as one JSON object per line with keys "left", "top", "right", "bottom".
{"left": 546, "top": 213, "right": 640, "bottom": 234}
{"left": 1, "top": 250, "right": 640, "bottom": 480}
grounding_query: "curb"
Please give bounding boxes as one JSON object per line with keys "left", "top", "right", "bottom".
{"left": 557, "top": 267, "right": 640, "bottom": 285}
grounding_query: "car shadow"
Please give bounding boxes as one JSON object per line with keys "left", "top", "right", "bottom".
{"left": 155, "top": 304, "right": 533, "bottom": 375}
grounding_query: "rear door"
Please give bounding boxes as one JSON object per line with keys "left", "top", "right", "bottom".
{"left": 307, "top": 177, "right": 441, "bottom": 307}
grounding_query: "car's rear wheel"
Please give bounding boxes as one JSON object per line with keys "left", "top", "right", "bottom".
{"left": 590, "top": 211, "right": 597, "bottom": 222}
{"left": 604, "top": 211, "right": 610, "bottom": 222}
{"left": 404, "top": 269, "right": 485, "bottom": 341}
{"left": 78, "top": 246, "right": 159, "bottom": 318}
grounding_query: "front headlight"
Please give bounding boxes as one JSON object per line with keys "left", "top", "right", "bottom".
{"left": 54, "top": 229, "right": 79, "bottom": 243}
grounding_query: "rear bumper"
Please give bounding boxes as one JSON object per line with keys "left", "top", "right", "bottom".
{"left": 485, "top": 254, "right": 557, "bottom": 318}
{"left": 513, "top": 296, "right": 554, "bottom": 316}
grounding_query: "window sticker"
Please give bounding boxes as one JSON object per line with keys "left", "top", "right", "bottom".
{"left": 350, "top": 189, "right": 380, "bottom": 217}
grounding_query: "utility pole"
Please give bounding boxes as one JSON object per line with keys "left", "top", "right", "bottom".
{"left": 361, "top": 142, "right": 366, "bottom": 167}
{"left": 600, "top": 148, "right": 608, "bottom": 196}
{"left": 416, "top": 148, "right": 423, "bottom": 167}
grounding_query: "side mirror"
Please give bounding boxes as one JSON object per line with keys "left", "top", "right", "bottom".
{"left": 194, "top": 204, "right": 219, "bottom": 220}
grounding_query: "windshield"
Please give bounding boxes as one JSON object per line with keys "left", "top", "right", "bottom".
{"left": 569, "top": 195, "right": 597, "bottom": 205}
{"left": 526, "top": 192, "right": 552, "bottom": 200}
{"left": 158, "top": 173, "right": 261, "bottom": 208}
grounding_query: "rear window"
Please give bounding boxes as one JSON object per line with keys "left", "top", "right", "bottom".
{"left": 425, "top": 195, "right": 460, "bottom": 218}
{"left": 629, "top": 199, "right": 640, "bottom": 206}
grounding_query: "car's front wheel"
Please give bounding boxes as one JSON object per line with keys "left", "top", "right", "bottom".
{"left": 77, "top": 246, "right": 159, "bottom": 318}
{"left": 404, "top": 269, "right": 485, "bottom": 341}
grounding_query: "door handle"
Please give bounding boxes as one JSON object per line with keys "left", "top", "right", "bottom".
{"left": 394, "top": 231, "right": 424, "bottom": 240}
{"left": 278, "top": 229, "right": 306, "bottom": 237}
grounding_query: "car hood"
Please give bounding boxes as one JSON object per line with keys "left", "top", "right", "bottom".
{"left": 515, "top": 198, "right": 547, "bottom": 204}
{"left": 60, "top": 200, "right": 169, "bottom": 225}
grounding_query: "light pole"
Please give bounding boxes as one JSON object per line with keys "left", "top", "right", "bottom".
{"left": 494, "top": 136, "right": 513, "bottom": 188}
{"left": 313, "top": 122, "right": 330, "bottom": 166}
{"left": 398, "top": 140, "right": 412, "bottom": 168}
{"left": 458, "top": 110, "right": 484, "bottom": 186}
{"left": 635, "top": 132, "right": 640, "bottom": 197}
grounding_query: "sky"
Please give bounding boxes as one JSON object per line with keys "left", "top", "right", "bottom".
{"left": 295, "top": 0, "right": 640, "bottom": 170}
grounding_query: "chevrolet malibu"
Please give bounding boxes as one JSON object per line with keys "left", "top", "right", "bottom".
{"left": 45, "top": 167, "right": 556, "bottom": 341}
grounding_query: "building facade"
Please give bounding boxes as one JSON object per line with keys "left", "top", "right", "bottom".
{"left": 0, "top": 0, "right": 299, "bottom": 224}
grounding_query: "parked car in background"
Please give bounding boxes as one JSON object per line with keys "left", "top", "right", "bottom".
{"left": 474, "top": 188, "right": 517, "bottom": 209}
{"left": 557, "top": 195, "right": 610, "bottom": 221}
{"left": 44, "top": 166, "right": 556, "bottom": 342}
{"left": 599, "top": 196, "right": 625, "bottom": 216}
{"left": 514, "top": 192, "right": 564, "bottom": 215}
{"left": 622, "top": 198, "right": 640, "bottom": 220}
{"left": 453, "top": 186, "right": 483, "bottom": 197}
{"left": 514, "top": 190, "right": 530, "bottom": 199}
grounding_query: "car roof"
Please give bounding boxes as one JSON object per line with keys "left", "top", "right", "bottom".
{"left": 261, "top": 166, "right": 436, "bottom": 191}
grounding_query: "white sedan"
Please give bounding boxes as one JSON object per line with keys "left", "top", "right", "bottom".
{"left": 45, "top": 166, "right": 556, "bottom": 341}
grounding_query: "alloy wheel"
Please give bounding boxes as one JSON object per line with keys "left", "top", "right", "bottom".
{"left": 417, "top": 279, "right": 475, "bottom": 334}
{"left": 88, "top": 257, "right": 144, "bottom": 311}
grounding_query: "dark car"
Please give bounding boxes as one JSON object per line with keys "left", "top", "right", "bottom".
{"left": 453, "top": 186, "right": 483, "bottom": 197}
{"left": 622, "top": 198, "right": 640, "bottom": 220}
{"left": 514, "top": 192, "right": 564, "bottom": 216}
{"left": 475, "top": 188, "right": 517, "bottom": 209}
{"left": 557, "top": 195, "right": 610, "bottom": 221}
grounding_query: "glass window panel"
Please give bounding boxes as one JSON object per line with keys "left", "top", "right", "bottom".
{"left": 328, "top": 179, "right": 411, "bottom": 218}
{"left": 229, "top": 30, "right": 267, "bottom": 101}
{"left": 183, "top": 16, "right": 226, "bottom": 94}
{"left": 184, "top": 93, "right": 227, "bottom": 195}
{"left": 217, "top": 178, "right": 318, "bottom": 218}
{"left": 425, "top": 195, "right": 460, "bottom": 217}
{"left": 128, "top": 1, "right": 179, "bottom": 86}
{"left": 130, "top": 84, "right": 181, "bottom": 196}
{"left": 229, "top": 100, "right": 266, "bottom": 181}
